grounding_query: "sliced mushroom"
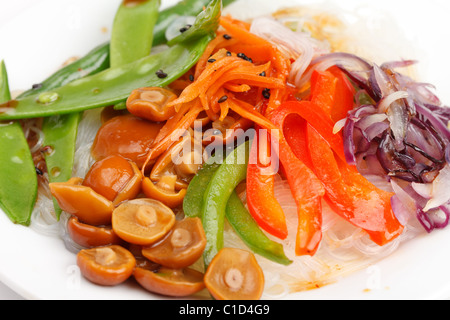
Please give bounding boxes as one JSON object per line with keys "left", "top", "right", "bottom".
{"left": 77, "top": 245, "right": 136, "bottom": 286}
{"left": 141, "top": 217, "right": 206, "bottom": 269}
{"left": 112, "top": 199, "right": 176, "bottom": 246}
{"left": 127, "top": 87, "right": 178, "bottom": 122}
{"left": 83, "top": 155, "right": 142, "bottom": 206}
{"left": 49, "top": 177, "right": 114, "bottom": 226}
{"left": 204, "top": 248, "right": 265, "bottom": 300}
{"left": 133, "top": 264, "right": 205, "bottom": 298}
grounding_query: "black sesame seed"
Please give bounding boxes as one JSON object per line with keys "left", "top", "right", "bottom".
{"left": 179, "top": 24, "right": 192, "bottom": 33}
{"left": 259, "top": 71, "right": 266, "bottom": 77}
{"left": 189, "top": 74, "right": 194, "bottom": 82}
{"left": 237, "top": 53, "right": 253, "bottom": 63}
{"left": 32, "top": 83, "right": 43, "bottom": 90}
{"left": 226, "top": 51, "right": 232, "bottom": 57}
{"left": 208, "top": 59, "right": 216, "bottom": 63}
{"left": 156, "top": 70, "right": 168, "bottom": 79}
{"left": 262, "top": 88, "right": 271, "bottom": 99}
{"left": 35, "top": 167, "right": 43, "bottom": 176}
{"left": 223, "top": 34, "right": 232, "bottom": 40}
{"left": 218, "top": 95, "right": 228, "bottom": 103}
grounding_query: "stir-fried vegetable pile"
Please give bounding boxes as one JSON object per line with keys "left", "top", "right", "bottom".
{"left": 1, "top": 0, "right": 449, "bottom": 300}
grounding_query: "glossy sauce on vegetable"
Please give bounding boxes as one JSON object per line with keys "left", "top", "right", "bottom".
{"left": 91, "top": 114, "right": 163, "bottom": 168}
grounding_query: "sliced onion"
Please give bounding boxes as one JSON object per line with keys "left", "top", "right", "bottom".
{"left": 390, "top": 179, "right": 417, "bottom": 225}
{"left": 299, "top": 52, "right": 372, "bottom": 90}
{"left": 378, "top": 91, "right": 409, "bottom": 113}
{"left": 415, "top": 103, "right": 450, "bottom": 141}
{"left": 422, "top": 164, "right": 450, "bottom": 212}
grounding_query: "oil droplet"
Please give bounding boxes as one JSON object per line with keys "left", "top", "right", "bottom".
{"left": 50, "top": 166, "right": 61, "bottom": 178}
{"left": 92, "top": 88, "right": 101, "bottom": 94}
{"left": 37, "top": 92, "right": 59, "bottom": 105}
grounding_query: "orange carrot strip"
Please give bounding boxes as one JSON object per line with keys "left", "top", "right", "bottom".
{"left": 141, "top": 100, "right": 203, "bottom": 173}
{"left": 228, "top": 97, "right": 278, "bottom": 132}
{"left": 195, "top": 33, "right": 238, "bottom": 79}
{"left": 223, "top": 83, "right": 251, "bottom": 93}
{"left": 169, "top": 57, "right": 244, "bottom": 107}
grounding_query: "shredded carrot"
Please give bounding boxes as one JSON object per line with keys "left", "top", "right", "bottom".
{"left": 140, "top": 16, "right": 291, "bottom": 173}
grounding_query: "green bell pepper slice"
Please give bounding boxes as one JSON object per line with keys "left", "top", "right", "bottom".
{"left": 184, "top": 148, "right": 292, "bottom": 266}
{"left": 0, "top": 61, "right": 38, "bottom": 226}
{"left": 201, "top": 141, "right": 251, "bottom": 267}
{"left": 226, "top": 191, "right": 293, "bottom": 266}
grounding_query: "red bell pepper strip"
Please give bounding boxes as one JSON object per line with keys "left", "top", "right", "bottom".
{"left": 246, "top": 130, "right": 288, "bottom": 240}
{"left": 310, "top": 68, "right": 356, "bottom": 122}
{"left": 269, "top": 110, "right": 326, "bottom": 256}
{"left": 327, "top": 66, "right": 356, "bottom": 122}
{"left": 310, "top": 69, "right": 337, "bottom": 116}
{"left": 272, "top": 100, "right": 346, "bottom": 163}
{"left": 306, "top": 124, "right": 404, "bottom": 245}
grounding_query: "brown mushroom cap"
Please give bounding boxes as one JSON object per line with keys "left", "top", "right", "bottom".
{"left": 204, "top": 248, "right": 265, "bottom": 300}
{"left": 133, "top": 264, "right": 205, "bottom": 298}
{"left": 141, "top": 176, "right": 187, "bottom": 209}
{"left": 83, "top": 155, "right": 142, "bottom": 206}
{"left": 126, "top": 87, "right": 178, "bottom": 122}
{"left": 141, "top": 217, "right": 206, "bottom": 269}
{"left": 67, "top": 216, "right": 123, "bottom": 248}
{"left": 49, "top": 178, "right": 114, "bottom": 226}
{"left": 91, "top": 114, "right": 163, "bottom": 169}
{"left": 112, "top": 199, "right": 176, "bottom": 246}
{"left": 77, "top": 245, "right": 136, "bottom": 286}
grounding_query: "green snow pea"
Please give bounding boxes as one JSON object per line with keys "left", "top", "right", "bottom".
{"left": 33, "top": 42, "right": 109, "bottom": 218}
{"left": 16, "top": 43, "right": 110, "bottom": 99}
{"left": 0, "top": 61, "right": 38, "bottom": 226}
{"left": 184, "top": 149, "right": 291, "bottom": 266}
{"left": 15, "top": 43, "right": 109, "bottom": 219}
{"left": 201, "top": 141, "right": 251, "bottom": 267}
{"left": 44, "top": 0, "right": 161, "bottom": 219}
{"left": 0, "top": 0, "right": 221, "bottom": 121}
{"left": 110, "top": 0, "right": 160, "bottom": 67}
{"left": 42, "top": 113, "right": 82, "bottom": 219}
{"left": 153, "top": 0, "right": 236, "bottom": 46}
{"left": 226, "top": 191, "right": 293, "bottom": 266}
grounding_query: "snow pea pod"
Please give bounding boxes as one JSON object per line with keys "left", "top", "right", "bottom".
{"left": 201, "top": 140, "right": 251, "bottom": 267}
{"left": 42, "top": 113, "right": 81, "bottom": 219}
{"left": 153, "top": 0, "right": 236, "bottom": 46}
{"left": 110, "top": 0, "right": 160, "bottom": 67}
{"left": 17, "top": 43, "right": 110, "bottom": 99}
{"left": 0, "top": 0, "right": 221, "bottom": 121}
{"left": 0, "top": 61, "right": 37, "bottom": 225}
{"left": 44, "top": 0, "right": 161, "bottom": 219}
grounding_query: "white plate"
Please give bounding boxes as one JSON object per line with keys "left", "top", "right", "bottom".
{"left": 1, "top": 0, "right": 450, "bottom": 300}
